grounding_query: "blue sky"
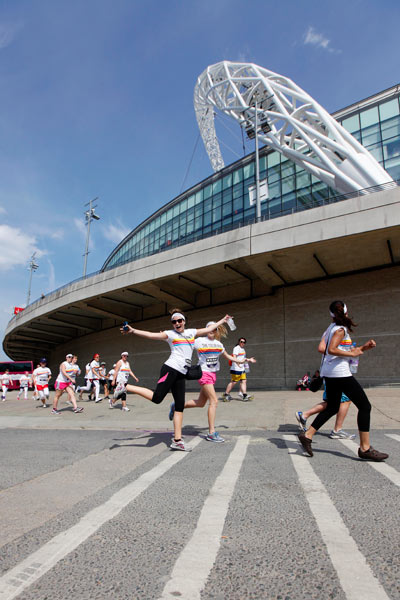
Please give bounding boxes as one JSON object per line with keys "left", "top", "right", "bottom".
{"left": 1, "top": 0, "right": 399, "bottom": 359}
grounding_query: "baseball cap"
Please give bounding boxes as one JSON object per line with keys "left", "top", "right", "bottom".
{"left": 101, "top": 361, "right": 106, "bottom": 365}
{"left": 39, "top": 357, "right": 47, "bottom": 363}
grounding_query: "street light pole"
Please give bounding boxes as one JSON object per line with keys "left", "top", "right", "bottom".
{"left": 83, "top": 197, "right": 100, "bottom": 277}
{"left": 254, "top": 98, "right": 261, "bottom": 223}
{"left": 26, "top": 252, "right": 39, "bottom": 306}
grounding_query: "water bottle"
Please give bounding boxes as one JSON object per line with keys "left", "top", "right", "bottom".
{"left": 122, "top": 321, "right": 130, "bottom": 332}
{"left": 349, "top": 342, "right": 358, "bottom": 373}
{"left": 226, "top": 317, "right": 237, "bottom": 331}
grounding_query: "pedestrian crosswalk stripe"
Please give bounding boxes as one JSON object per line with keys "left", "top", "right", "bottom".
{"left": 0, "top": 437, "right": 202, "bottom": 600}
{"left": 338, "top": 439, "right": 400, "bottom": 487}
{"left": 284, "top": 434, "right": 390, "bottom": 600}
{"left": 385, "top": 433, "right": 400, "bottom": 443}
{"left": 159, "top": 435, "right": 250, "bottom": 600}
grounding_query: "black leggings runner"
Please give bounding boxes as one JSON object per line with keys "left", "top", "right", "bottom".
{"left": 152, "top": 364, "right": 186, "bottom": 412}
{"left": 311, "top": 376, "right": 371, "bottom": 432}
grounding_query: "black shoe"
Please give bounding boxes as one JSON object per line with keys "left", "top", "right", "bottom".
{"left": 358, "top": 446, "right": 388, "bottom": 462}
{"left": 298, "top": 432, "right": 313, "bottom": 457}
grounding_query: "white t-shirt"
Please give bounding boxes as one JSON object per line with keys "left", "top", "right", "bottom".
{"left": 164, "top": 328, "right": 197, "bottom": 375}
{"left": 195, "top": 337, "right": 225, "bottom": 373}
{"left": 230, "top": 344, "right": 246, "bottom": 373}
{"left": 320, "top": 324, "right": 352, "bottom": 378}
{"left": 90, "top": 360, "right": 100, "bottom": 380}
{"left": 116, "top": 361, "right": 131, "bottom": 384}
{"left": 19, "top": 374, "right": 30, "bottom": 387}
{"left": 1, "top": 374, "right": 11, "bottom": 386}
{"left": 33, "top": 367, "right": 52, "bottom": 386}
{"left": 108, "top": 369, "right": 115, "bottom": 381}
{"left": 70, "top": 364, "right": 81, "bottom": 383}
{"left": 56, "top": 361, "right": 75, "bottom": 383}
{"left": 85, "top": 363, "right": 91, "bottom": 379}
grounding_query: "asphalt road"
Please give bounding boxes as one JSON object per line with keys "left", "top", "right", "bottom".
{"left": 0, "top": 424, "right": 399, "bottom": 600}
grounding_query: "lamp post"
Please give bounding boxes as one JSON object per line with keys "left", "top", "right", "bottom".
{"left": 26, "top": 252, "right": 39, "bottom": 306}
{"left": 83, "top": 197, "right": 100, "bottom": 277}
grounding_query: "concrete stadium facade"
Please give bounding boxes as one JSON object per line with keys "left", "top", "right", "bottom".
{"left": 3, "top": 85, "right": 400, "bottom": 389}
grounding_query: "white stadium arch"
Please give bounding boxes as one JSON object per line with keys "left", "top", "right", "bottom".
{"left": 194, "top": 61, "right": 393, "bottom": 194}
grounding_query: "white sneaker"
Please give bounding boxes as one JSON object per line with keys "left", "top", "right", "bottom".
{"left": 108, "top": 398, "right": 114, "bottom": 409}
{"left": 95, "top": 397, "right": 103, "bottom": 403}
{"left": 170, "top": 439, "right": 192, "bottom": 452}
{"left": 122, "top": 406, "right": 130, "bottom": 411}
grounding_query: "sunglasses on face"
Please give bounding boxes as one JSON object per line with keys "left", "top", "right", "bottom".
{"left": 172, "top": 319, "right": 184, "bottom": 324}
{"left": 240, "top": 340, "right": 246, "bottom": 344}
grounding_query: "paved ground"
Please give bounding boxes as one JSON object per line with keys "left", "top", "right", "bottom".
{"left": 0, "top": 388, "right": 399, "bottom": 600}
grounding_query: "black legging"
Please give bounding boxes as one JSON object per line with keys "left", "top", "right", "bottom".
{"left": 311, "top": 376, "right": 371, "bottom": 432}
{"left": 152, "top": 364, "right": 186, "bottom": 412}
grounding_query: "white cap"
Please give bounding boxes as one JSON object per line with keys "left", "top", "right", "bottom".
{"left": 121, "top": 351, "right": 129, "bottom": 356}
{"left": 66, "top": 354, "right": 73, "bottom": 358}
{"left": 206, "top": 321, "right": 216, "bottom": 328}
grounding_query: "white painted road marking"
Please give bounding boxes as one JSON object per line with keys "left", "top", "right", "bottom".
{"left": 385, "top": 433, "right": 400, "bottom": 443}
{"left": 339, "top": 438, "right": 400, "bottom": 487}
{"left": 159, "top": 435, "right": 250, "bottom": 600}
{"left": 0, "top": 437, "right": 202, "bottom": 600}
{"left": 284, "top": 434, "right": 390, "bottom": 600}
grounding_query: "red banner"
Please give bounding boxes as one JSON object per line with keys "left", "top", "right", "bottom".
{"left": 14, "top": 307, "right": 25, "bottom": 315}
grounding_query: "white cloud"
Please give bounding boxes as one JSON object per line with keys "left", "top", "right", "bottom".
{"left": 303, "top": 26, "right": 340, "bottom": 54}
{"left": 102, "top": 222, "right": 130, "bottom": 245}
{"left": 0, "top": 22, "right": 22, "bottom": 50}
{"left": 0, "top": 225, "right": 43, "bottom": 271}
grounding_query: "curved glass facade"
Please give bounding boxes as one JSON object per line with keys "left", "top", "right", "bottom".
{"left": 102, "top": 87, "right": 400, "bottom": 271}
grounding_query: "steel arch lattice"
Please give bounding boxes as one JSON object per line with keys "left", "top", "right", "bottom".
{"left": 194, "top": 61, "right": 393, "bottom": 194}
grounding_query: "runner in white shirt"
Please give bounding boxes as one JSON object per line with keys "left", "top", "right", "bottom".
{"left": 99, "top": 362, "right": 110, "bottom": 400}
{"left": 32, "top": 359, "right": 52, "bottom": 407}
{"left": 122, "top": 308, "right": 231, "bottom": 451}
{"left": 110, "top": 352, "right": 139, "bottom": 411}
{"left": 222, "top": 337, "right": 253, "bottom": 401}
{"left": 90, "top": 353, "right": 102, "bottom": 402}
{"left": 52, "top": 354, "right": 83, "bottom": 415}
{"left": 17, "top": 372, "right": 31, "bottom": 401}
{"left": 169, "top": 322, "right": 256, "bottom": 442}
{"left": 1, "top": 370, "right": 11, "bottom": 401}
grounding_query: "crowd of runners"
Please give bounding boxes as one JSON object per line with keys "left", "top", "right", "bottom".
{"left": 0, "top": 300, "right": 389, "bottom": 461}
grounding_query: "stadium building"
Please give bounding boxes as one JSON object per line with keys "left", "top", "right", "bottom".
{"left": 3, "top": 64, "right": 400, "bottom": 389}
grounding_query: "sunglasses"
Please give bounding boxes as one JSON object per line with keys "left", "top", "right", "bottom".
{"left": 172, "top": 319, "right": 184, "bottom": 324}
{"left": 240, "top": 340, "right": 246, "bottom": 344}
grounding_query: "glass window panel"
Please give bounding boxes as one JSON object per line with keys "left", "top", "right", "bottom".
{"left": 384, "top": 156, "right": 400, "bottom": 180}
{"left": 243, "top": 162, "right": 255, "bottom": 179}
{"left": 267, "top": 151, "right": 280, "bottom": 167}
{"left": 341, "top": 114, "right": 360, "bottom": 133}
{"left": 222, "top": 189, "right": 232, "bottom": 202}
{"left": 166, "top": 207, "right": 173, "bottom": 222}
{"left": 383, "top": 138, "right": 400, "bottom": 160}
{"left": 212, "top": 179, "right": 222, "bottom": 194}
{"left": 186, "top": 207, "right": 194, "bottom": 221}
{"left": 233, "top": 183, "right": 243, "bottom": 199}
{"left": 195, "top": 190, "right": 203, "bottom": 204}
{"left": 233, "top": 196, "right": 243, "bottom": 213}
{"left": 233, "top": 167, "right": 243, "bottom": 184}
{"left": 204, "top": 198, "right": 212, "bottom": 212}
{"left": 187, "top": 194, "right": 195, "bottom": 209}
{"left": 282, "top": 175, "right": 295, "bottom": 194}
{"left": 281, "top": 161, "right": 294, "bottom": 177}
{"left": 172, "top": 204, "right": 180, "bottom": 218}
{"left": 179, "top": 223, "right": 186, "bottom": 238}
{"left": 259, "top": 156, "right": 267, "bottom": 171}
{"left": 361, "top": 123, "right": 381, "bottom": 146}
{"left": 222, "top": 174, "right": 232, "bottom": 189}
{"left": 297, "top": 187, "right": 312, "bottom": 209}
{"left": 212, "top": 205, "right": 221, "bottom": 222}
{"left": 379, "top": 98, "right": 400, "bottom": 121}
{"left": 223, "top": 214, "right": 233, "bottom": 227}
{"left": 367, "top": 143, "right": 383, "bottom": 164}
{"left": 194, "top": 215, "right": 202, "bottom": 231}
{"left": 160, "top": 212, "right": 166, "bottom": 225}
{"left": 381, "top": 115, "right": 400, "bottom": 141}
{"left": 360, "top": 106, "right": 379, "bottom": 128}
{"left": 179, "top": 213, "right": 186, "bottom": 227}
{"left": 268, "top": 180, "right": 281, "bottom": 198}
{"left": 195, "top": 204, "right": 203, "bottom": 218}
{"left": 267, "top": 197, "right": 281, "bottom": 215}
{"left": 312, "top": 181, "right": 329, "bottom": 204}
{"left": 296, "top": 171, "right": 311, "bottom": 188}
{"left": 204, "top": 184, "right": 212, "bottom": 199}
{"left": 187, "top": 219, "right": 194, "bottom": 234}
{"left": 179, "top": 199, "right": 187, "bottom": 213}
{"left": 222, "top": 200, "right": 232, "bottom": 216}
{"left": 281, "top": 192, "right": 296, "bottom": 214}
{"left": 351, "top": 130, "right": 362, "bottom": 143}
{"left": 213, "top": 193, "right": 222, "bottom": 207}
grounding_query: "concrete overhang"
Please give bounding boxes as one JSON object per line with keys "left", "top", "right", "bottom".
{"left": 4, "top": 186, "right": 400, "bottom": 361}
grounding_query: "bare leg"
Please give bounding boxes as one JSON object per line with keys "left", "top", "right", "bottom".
{"left": 359, "top": 431, "right": 370, "bottom": 452}
{"left": 52, "top": 389, "right": 63, "bottom": 410}
{"left": 302, "top": 401, "right": 326, "bottom": 420}
{"left": 184, "top": 390, "right": 207, "bottom": 409}
{"left": 239, "top": 379, "right": 247, "bottom": 395}
{"left": 333, "top": 401, "right": 351, "bottom": 431}
{"left": 173, "top": 411, "right": 183, "bottom": 440}
{"left": 126, "top": 384, "right": 153, "bottom": 401}
{"left": 66, "top": 386, "right": 78, "bottom": 410}
{"left": 225, "top": 380, "right": 236, "bottom": 395}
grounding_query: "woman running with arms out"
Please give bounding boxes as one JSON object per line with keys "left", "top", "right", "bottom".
{"left": 110, "top": 351, "right": 139, "bottom": 412}
{"left": 297, "top": 300, "right": 388, "bottom": 462}
{"left": 121, "top": 309, "right": 231, "bottom": 451}
{"left": 169, "top": 321, "right": 256, "bottom": 442}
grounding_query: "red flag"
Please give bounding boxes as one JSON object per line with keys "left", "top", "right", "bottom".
{"left": 14, "top": 307, "right": 25, "bottom": 315}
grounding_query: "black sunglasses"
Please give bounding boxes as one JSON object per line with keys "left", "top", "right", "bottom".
{"left": 240, "top": 340, "right": 246, "bottom": 343}
{"left": 172, "top": 318, "right": 184, "bottom": 324}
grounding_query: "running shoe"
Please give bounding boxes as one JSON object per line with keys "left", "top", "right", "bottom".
{"left": 42, "top": 404, "right": 48, "bottom": 408}
{"left": 95, "top": 397, "right": 103, "bottom": 403}
{"left": 122, "top": 406, "right": 130, "bottom": 411}
{"left": 168, "top": 401, "right": 175, "bottom": 421}
{"left": 170, "top": 439, "right": 192, "bottom": 452}
{"left": 221, "top": 393, "right": 233, "bottom": 402}
{"left": 297, "top": 432, "right": 313, "bottom": 456}
{"left": 329, "top": 429, "right": 356, "bottom": 439}
{"left": 51, "top": 408, "right": 61, "bottom": 415}
{"left": 241, "top": 393, "right": 253, "bottom": 402}
{"left": 73, "top": 407, "right": 84, "bottom": 413}
{"left": 206, "top": 432, "right": 225, "bottom": 443}
{"left": 108, "top": 398, "right": 114, "bottom": 409}
{"left": 295, "top": 411, "right": 307, "bottom": 431}
{"left": 358, "top": 446, "right": 388, "bottom": 462}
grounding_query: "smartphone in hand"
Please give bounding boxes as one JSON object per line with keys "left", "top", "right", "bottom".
{"left": 122, "top": 321, "right": 129, "bottom": 332}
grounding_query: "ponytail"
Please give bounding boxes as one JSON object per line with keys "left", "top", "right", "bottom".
{"left": 328, "top": 300, "right": 357, "bottom": 332}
